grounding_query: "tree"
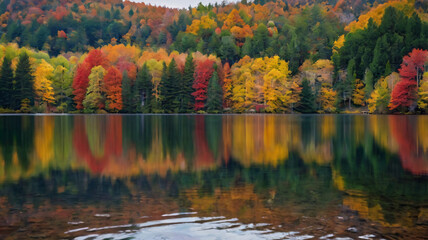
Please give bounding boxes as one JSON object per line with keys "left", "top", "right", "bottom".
{"left": 161, "top": 59, "right": 180, "bottom": 112}
{"left": 0, "top": 56, "right": 14, "bottom": 108}
{"left": 121, "top": 70, "right": 135, "bottom": 112}
{"left": 222, "top": 62, "right": 233, "bottom": 108}
{"left": 104, "top": 66, "right": 123, "bottom": 112}
{"left": 352, "top": 78, "right": 365, "bottom": 106}
{"left": 83, "top": 66, "right": 106, "bottom": 111}
{"left": 389, "top": 49, "right": 428, "bottom": 112}
{"left": 179, "top": 54, "right": 195, "bottom": 112}
{"left": 34, "top": 60, "right": 55, "bottom": 105}
{"left": 297, "top": 79, "right": 316, "bottom": 113}
{"left": 73, "top": 49, "right": 109, "bottom": 110}
{"left": 136, "top": 63, "right": 153, "bottom": 113}
{"left": 418, "top": 72, "right": 428, "bottom": 112}
{"left": 363, "top": 68, "right": 374, "bottom": 101}
{"left": 368, "top": 77, "right": 390, "bottom": 114}
{"left": 15, "top": 52, "right": 34, "bottom": 106}
{"left": 317, "top": 83, "right": 337, "bottom": 113}
{"left": 252, "top": 24, "right": 269, "bottom": 57}
{"left": 289, "top": 80, "right": 302, "bottom": 113}
{"left": 52, "top": 65, "right": 72, "bottom": 111}
{"left": 206, "top": 68, "right": 223, "bottom": 113}
{"left": 219, "top": 36, "right": 239, "bottom": 64}
{"left": 72, "top": 62, "right": 91, "bottom": 110}
{"left": 344, "top": 59, "right": 356, "bottom": 108}
{"left": 192, "top": 59, "right": 214, "bottom": 111}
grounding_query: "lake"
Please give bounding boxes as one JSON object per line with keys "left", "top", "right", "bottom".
{"left": 0, "top": 114, "right": 427, "bottom": 239}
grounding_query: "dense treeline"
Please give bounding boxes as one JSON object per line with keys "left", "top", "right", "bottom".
{"left": 0, "top": 0, "right": 427, "bottom": 114}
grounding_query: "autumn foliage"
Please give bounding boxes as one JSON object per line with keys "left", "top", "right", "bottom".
{"left": 389, "top": 49, "right": 428, "bottom": 112}
{"left": 104, "top": 66, "right": 123, "bottom": 112}
{"left": 192, "top": 59, "right": 214, "bottom": 111}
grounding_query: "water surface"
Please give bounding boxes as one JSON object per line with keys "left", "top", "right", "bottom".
{"left": 0, "top": 114, "right": 427, "bottom": 239}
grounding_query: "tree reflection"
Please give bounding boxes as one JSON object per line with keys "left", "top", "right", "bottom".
{"left": 0, "top": 114, "right": 427, "bottom": 236}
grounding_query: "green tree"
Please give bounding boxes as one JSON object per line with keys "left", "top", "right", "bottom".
{"left": 179, "top": 54, "right": 195, "bottom": 112}
{"left": 15, "top": 52, "right": 34, "bottom": 106}
{"left": 0, "top": 56, "right": 14, "bottom": 109}
{"left": 161, "top": 59, "right": 180, "bottom": 112}
{"left": 83, "top": 66, "right": 106, "bottom": 111}
{"left": 206, "top": 69, "right": 223, "bottom": 113}
{"left": 363, "top": 68, "right": 374, "bottom": 101}
{"left": 136, "top": 63, "right": 153, "bottom": 113}
{"left": 252, "top": 23, "right": 269, "bottom": 57}
{"left": 219, "top": 36, "right": 239, "bottom": 64}
{"left": 121, "top": 70, "right": 136, "bottom": 113}
{"left": 297, "top": 79, "right": 316, "bottom": 113}
{"left": 241, "top": 37, "right": 252, "bottom": 57}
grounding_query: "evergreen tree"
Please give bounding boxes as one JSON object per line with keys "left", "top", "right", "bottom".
{"left": 179, "top": 54, "right": 195, "bottom": 112}
{"left": 121, "top": 71, "right": 135, "bottom": 112}
{"left": 161, "top": 59, "right": 180, "bottom": 113}
{"left": 15, "top": 52, "right": 34, "bottom": 106}
{"left": 0, "top": 56, "right": 14, "bottom": 109}
{"left": 384, "top": 61, "right": 392, "bottom": 77}
{"left": 297, "top": 79, "right": 316, "bottom": 113}
{"left": 363, "top": 68, "right": 374, "bottom": 101}
{"left": 136, "top": 63, "right": 153, "bottom": 113}
{"left": 158, "top": 63, "right": 168, "bottom": 111}
{"left": 252, "top": 23, "right": 269, "bottom": 57}
{"left": 241, "top": 37, "right": 252, "bottom": 57}
{"left": 206, "top": 69, "right": 223, "bottom": 113}
{"left": 370, "top": 35, "right": 388, "bottom": 79}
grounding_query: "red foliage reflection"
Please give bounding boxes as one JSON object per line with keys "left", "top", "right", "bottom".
{"left": 389, "top": 116, "right": 428, "bottom": 175}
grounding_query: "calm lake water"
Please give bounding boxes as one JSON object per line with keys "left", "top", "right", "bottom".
{"left": 0, "top": 114, "right": 427, "bottom": 239}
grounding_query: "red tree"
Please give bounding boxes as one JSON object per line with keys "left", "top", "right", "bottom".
{"left": 72, "top": 49, "right": 109, "bottom": 109}
{"left": 192, "top": 59, "right": 214, "bottom": 111}
{"left": 72, "top": 62, "right": 91, "bottom": 110}
{"left": 85, "top": 49, "right": 109, "bottom": 69}
{"left": 104, "top": 66, "right": 123, "bottom": 112}
{"left": 389, "top": 49, "right": 428, "bottom": 111}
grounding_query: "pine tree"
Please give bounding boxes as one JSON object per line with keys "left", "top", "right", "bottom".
{"left": 363, "top": 68, "right": 374, "bottom": 101}
{"left": 158, "top": 63, "right": 168, "bottom": 112}
{"left": 15, "top": 52, "right": 34, "bottom": 106}
{"left": 297, "top": 79, "right": 316, "bottom": 113}
{"left": 136, "top": 63, "right": 153, "bottom": 113}
{"left": 384, "top": 61, "right": 392, "bottom": 77}
{"left": 370, "top": 36, "right": 388, "bottom": 79}
{"left": 206, "top": 69, "right": 223, "bottom": 113}
{"left": 121, "top": 70, "right": 135, "bottom": 112}
{"left": 161, "top": 59, "right": 180, "bottom": 113}
{"left": 0, "top": 56, "right": 14, "bottom": 109}
{"left": 179, "top": 54, "right": 195, "bottom": 112}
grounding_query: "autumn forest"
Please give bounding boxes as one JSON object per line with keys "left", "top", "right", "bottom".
{"left": 0, "top": 0, "right": 427, "bottom": 114}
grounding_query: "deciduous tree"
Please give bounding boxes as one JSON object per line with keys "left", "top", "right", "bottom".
{"left": 389, "top": 49, "right": 428, "bottom": 112}
{"left": 34, "top": 60, "right": 55, "bottom": 105}
{"left": 104, "top": 66, "right": 123, "bottom": 112}
{"left": 83, "top": 66, "right": 106, "bottom": 111}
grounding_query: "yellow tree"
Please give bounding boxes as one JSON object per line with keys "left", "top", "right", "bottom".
{"left": 83, "top": 66, "right": 106, "bottom": 111}
{"left": 231, "top": 62, "right": 255, "bottom": 111}
{"left": 186, "top": 15, "right": 217, "bottom": 35}
{"left": 418, "top": 72, "right": 428, "bottom": 111}
{"left": 289, "top": 80, "right": 302, "bottom": 112}
{"left": 34, "top": 59, "right": 55, "bottom": 105}
{"left": 318, "top": 83, "right": 337, "bottom": 113}
{"left": 263, "top": 56, "right": 291, "bottom": 112}
{"left": 368, "top": 78, "right": 390, "bottom": 113}
{"left": 222, "top": 9, "right": 246, "bottom": 30}
{"left": 352, "top": 78, "right": 365, "bottom": 106}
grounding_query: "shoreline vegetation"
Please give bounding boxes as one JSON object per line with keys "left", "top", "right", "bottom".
{"left": 0, "top": 0, "right": 427, "bottom": 115}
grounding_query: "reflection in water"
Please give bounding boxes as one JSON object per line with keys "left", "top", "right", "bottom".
{"left": 0, "top": 114, "right": 427, "bottom": 239}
